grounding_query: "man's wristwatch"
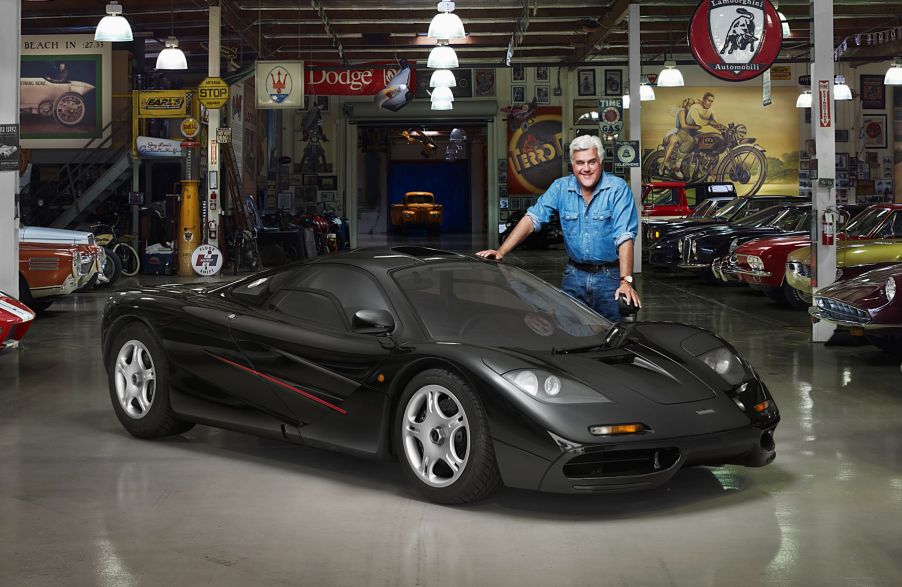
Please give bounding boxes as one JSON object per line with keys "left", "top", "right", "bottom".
{"left": 620, "top": 275, "right": 634, "bottom": 285}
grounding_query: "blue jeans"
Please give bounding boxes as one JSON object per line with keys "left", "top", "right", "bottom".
{"left": 561, "top": 264, "right": 621, "bottom": 322}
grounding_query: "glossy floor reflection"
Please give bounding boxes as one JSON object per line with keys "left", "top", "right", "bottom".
{"left": 2, "top": 250, "right": 901, "bottom": 587}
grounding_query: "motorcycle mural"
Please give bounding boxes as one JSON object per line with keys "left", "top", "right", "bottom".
{"left": 642, "top": 120, "right": 768, "bottom": 197}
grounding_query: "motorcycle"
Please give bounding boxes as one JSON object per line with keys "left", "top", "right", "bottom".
{"left": 642, "top": 122, "right": 768, "bottom": 197}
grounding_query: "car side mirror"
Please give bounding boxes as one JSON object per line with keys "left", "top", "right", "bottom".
{"left": 352, "top": 309, "right": 395, "bottom": 335}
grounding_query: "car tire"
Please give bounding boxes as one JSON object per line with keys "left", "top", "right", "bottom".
{"left": 17, "top": 274, "right": 53, "bottom": 314}
{"left": 781, "top": 280, "right": 809, "bottom": 310}
{"left": 53, "top": 92, "right": 87, "bottom": 127}
{"left": 395, "top": 369, "right": 502, "bottom": 504}
{"left": 99, "top": 250, "right": 122, "bottom": 287}
{"left": 107, "top": 323, "right": 194, "bottom": 439}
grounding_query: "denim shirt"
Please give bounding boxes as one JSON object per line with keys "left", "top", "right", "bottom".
{"left": 525, "top": 173, "right": 638, "bottom": 263}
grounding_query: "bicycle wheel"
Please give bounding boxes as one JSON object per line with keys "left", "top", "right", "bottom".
{"left": 717, "top": 146, "right": 767, "bottom": 196}
{"left": 114, "top": 243, "right": 141, "bottom": 277}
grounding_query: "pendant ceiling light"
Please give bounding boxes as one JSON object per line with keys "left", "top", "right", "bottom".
{"left": 428, "top": 2, "right": 466, "bottom": 40}
{"left": 834, "top": 75, "right": 852, "bottom": 101}
{"left": 430, "top": 86, "right": 455, "bottom": 102}
{"left": 639, "top": 77, "right": 656, "bottom": 101}
{"left": 95, "top": 1, "right": 133, "bottom": 42}
{"left": 657, "top": 60, "right": 684, "bottom": 87}
{"left": 427, "top": 44, "right": 459, "bottom": 69}
{"left": 796, "top": 90, "right": 812, "bottom": 108}
{"left": 429, "top": 69, "right": 457, "bottom": 88}
{"left": 777, "top": 11, "right": 790, "bottom": 37}
{"left": 156, "top": 36, "right": 188, "bottom": 70}
{"left": 884, "top": 59, "right": 902, "bottom": 85}
{"left": 431, "top": 99, "right": 453, "bottom": 111}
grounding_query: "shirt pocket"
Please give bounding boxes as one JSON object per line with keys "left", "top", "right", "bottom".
{"left": 560, "top": 212, "right": 580, "bottom": 237}
{"left": 591, "top": 211, "right": 612, "bottom": 237}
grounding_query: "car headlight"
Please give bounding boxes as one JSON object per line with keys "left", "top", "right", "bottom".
{"left": 501, "top": 369, "right": 610, "bottom": 404}
{"left": 887, "top": 277, "right": 896, "bottom": 302}
{"left": 697, "top": 347, "right": 746, "bottom": 386}
{"left": 747, "top": 255, "right": 764, "bottom": 271}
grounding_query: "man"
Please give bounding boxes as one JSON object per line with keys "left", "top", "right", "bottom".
{"left": 673, "top": 91, "right": 723, "bottom": 179}
{"left": 477, "top": 134, "right": 640, "bottom": 322}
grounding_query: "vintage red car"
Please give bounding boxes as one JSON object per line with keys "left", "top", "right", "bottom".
{"left": 0, "top": 291, "right": 36, "bottom": 353}
{"left": 810, "top": 263, "right": 902, "bottom": 355}
{"left": 641, "top": 181, "right": 736, "bottom": 220}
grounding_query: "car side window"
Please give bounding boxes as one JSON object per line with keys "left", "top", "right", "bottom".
{"left": 886, "top": 212, "right": 902, "bottom": 238}
{"left": 685, "top": 187, "right": 697, "bottom": 207}
{"left": 267, "top": 289, "right": 346, "bottom": 330}
{"left": 296, "top": 265, "right": 395, "bottom": 328}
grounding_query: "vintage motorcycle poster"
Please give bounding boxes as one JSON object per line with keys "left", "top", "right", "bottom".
{"left": 640, "top": 86, "right": 799, "bottom": 196}
{"left": 20, "top": 35, "right": 111, "bottom": 148}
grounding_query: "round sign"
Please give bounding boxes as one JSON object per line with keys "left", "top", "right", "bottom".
{"left": 600, "top": 105, "right": 622, "bottom": 136}
{"left": 689, "top": 0, "right": 782, "bottom": 82}
{"left": 191, "top": 244, "right": 223, "bottom": 276}
{"left": 180, "top": 117, "right": 200, "bottom": 138}
{"left": 616, "top": 143, "right": 637, "bottom": 164}
{"left": 198, "top": 77, "right": 229, "bottom": 109}
{"left": 263, "top": 65, "right": 293, "bottom": 103}
{"left": 507, "top": 114, "right": 564, "bottom": 194}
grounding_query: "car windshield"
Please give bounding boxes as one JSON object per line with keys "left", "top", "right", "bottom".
{"left": 405, "top": 194, "right": 434, "bottom": 204}
{"left": 734, "top": 205, "right": 788, "bottom": 227}
{"left": 689, "top": 198, "right": 727, "bottom": 218}
{"left": 643, "top": 188, "right": 677, "bottom": 206}
{"left": 393, "top": 262, "right": 612, "bottom": 350}
{"left": 713, "top": 196, "right": 748, "bottom": 219}
{"left": 762, "top": 207, "right": 809, "bottom": 231}
{"left": 844, "top": 207, "right": 890, "bottom": 237}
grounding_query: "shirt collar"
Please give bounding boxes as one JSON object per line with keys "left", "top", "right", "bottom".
{"left": 567, "top": 172, "right": 612, "bottom": 198}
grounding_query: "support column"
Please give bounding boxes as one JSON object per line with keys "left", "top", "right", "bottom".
{"left": 628, "top": 2, "right": 642, "bottom": 275}
{"left": 810, "top": 0, "right": 837, "bottom": 342}
{"left": 0, "top": 2, "right": 20, "bottom": 296}
{"left": 206, "top": 2, "right": 221, "bottom": 248}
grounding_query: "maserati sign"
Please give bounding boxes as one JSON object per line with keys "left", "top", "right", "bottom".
{"left": 689, "top": 0, "right": 783, "bottom": 82}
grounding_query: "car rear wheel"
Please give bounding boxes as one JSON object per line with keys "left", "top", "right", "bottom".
{"left": 781, "top": 280, "right": 809, "bottom": 310}
{"left": 395, "top": 369, "right": 502, "bottom": 504}
{"left": 108, "top": 323, "right": 193, "bottom": 438}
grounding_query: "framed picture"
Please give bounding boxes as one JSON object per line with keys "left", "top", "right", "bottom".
{"left": 302, "top": 174, "right": 319, "bottom": 186}
{"left": 835, "top": 152, "right": 848, "bottom": 171}
{"left": 319, "top": 190, "right": 336, "bottom": 202}
{"left": 499, "top": 209, "right": 510, "bottom": 222}
{"left": 319, "top": 175, "right": 337, "bottom": 189}
{"left": 574, "top": 128, "right": 599, "bottom": 138}
{"left": 862, "top": 115, "right": 887, "bottom": 149}
{"left": 603, "top": 69, "right": 622, "bottom": 96}
{"left": 511, "top": 85, "right": 526, "bottom": 103}
{"left": 835, "top": 129, "right": 849, "bottom": 142}
{"left": 499, "top": 196, "right": 509, "bottom": 209}
{"left": 535, "top": 85, "right": 550, "bottom": 104}
{"left": 577, "top": 69, "right": 596, "bottom": 96}
{"left": 860, "top": 75, "right": 886, "bottom": 109}
{"left": 572, "top": 99, "right": 597, "bottom": 126}
{"left": 474, "top": 69, "right": 496, "bottom": 97}
{"left": 512, "top": 64, "right": 525, "bottom": 82}
{"left": 535, "top": 66, "right": 549, "bottom": 82}
{"left": 314, "top": 95, "right": 330, "bottom": 112}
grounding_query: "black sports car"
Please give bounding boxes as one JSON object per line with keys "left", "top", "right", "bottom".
{"left": 101, "top": 247, "right": 780, "bottom": 504}
{"left": 500, "top": 210, "right": 563, "bottom": 249}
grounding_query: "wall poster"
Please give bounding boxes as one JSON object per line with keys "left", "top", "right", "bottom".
{"left": 507, "top": 106, "right": 563, "bottom": 195}
{"left": 20, "top": 35, "right": 111, "bottom": 148}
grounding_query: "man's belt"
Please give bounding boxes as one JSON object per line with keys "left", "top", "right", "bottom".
{"left": 568, "top": 259, "right": 616, "bottom": 273}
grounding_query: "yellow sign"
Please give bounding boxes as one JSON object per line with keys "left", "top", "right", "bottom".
{"left": 198, "top": 77, "right": 229, "bottom": 109}
{"left": 770, "top": 66, "right": 792, "bottom": 81}
{"left": 180, "top": 117, "right": 200, "bottom": 138}
{"left": 138, "top": 90, "right": 189, "bottom": 118}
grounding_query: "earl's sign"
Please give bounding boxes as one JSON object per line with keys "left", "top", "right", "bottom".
{"left": 138, "top": 90, "right": 188, "bottom": 117}
{"left": 689, "top": 0, "right": 783, "bottom": 82}
{"left": 198, "top": 77, "right": 229, "bottom": 109}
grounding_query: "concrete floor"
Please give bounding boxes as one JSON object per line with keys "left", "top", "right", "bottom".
{"left": 2, "top": 247, "right": 902, "bottom": 587}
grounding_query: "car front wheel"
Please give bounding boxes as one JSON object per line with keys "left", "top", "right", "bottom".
{"left": 395, "top": 369, "right": 502, "bottom": 504}
{"left": 107, "top": 323, "right": 193, "bottom": 438}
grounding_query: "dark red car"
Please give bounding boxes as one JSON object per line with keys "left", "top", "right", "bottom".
{"left": 810, "top": 263, "right": 901, "bottom": 355}
{"left": 0, "top": 291, "right": 36, "bottom": 353}
{"left": 641, "top": 181, "right": 736, "bottom": 219}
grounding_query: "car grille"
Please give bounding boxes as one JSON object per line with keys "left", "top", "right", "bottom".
{"left": 680, "top": 238, "right": 692, "bottom": 264}
{"left": 563, "top": 447, "right": 681, "bottom": 478}
{"left": 814, "top": 297, "right": 871, "bottom": 324}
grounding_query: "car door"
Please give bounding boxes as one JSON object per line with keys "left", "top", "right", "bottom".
{"left": 228, "top": 264, "right": 396, "bottom": 425}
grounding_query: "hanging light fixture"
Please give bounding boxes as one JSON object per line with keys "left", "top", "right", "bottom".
{"left": 834, "top": 75, "right": 852, "bottom": 101}
{"left": 95, "top": 1, "right": 133, "bottom": 42}
{"left": 428, "top": 1, "right": 466, "bottom": 40}
{"left": 622, "top": 94, "right": 630, "bottom": 109}
{"left": 431, "top": 99, "right": 453, "bottom": 111}
{"left": 429, "top": 69, "right": 457, "bottom": 88}
{"left": 777, "top": 12, "right": 790, "bottom": 37}
{"left": 657, "top": 60, "right": 684, "bottom": 87}
{"left": 640, "top": 76, "right": 656, "bottom": 101}
{"left": 430, "top": 86, "right": 455, "bottom": 102}
{"left": 885, "top": 59, "right": 902, "bottom": 85}
{"left": 427, "top": 44, "right": 459, "bottom": 69}
{"left": 156, "top": 0, "right": 187, "bottom": 70}
{"left": 796, "top": 90, "right": 812, "bottom": 108}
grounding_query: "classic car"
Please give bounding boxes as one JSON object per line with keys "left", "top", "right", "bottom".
{"left": 499, "top": 210, "right": 563, "bottom": 249}
{"left": 642, "top": 181, "right": 735, "bottom": 220}
{"left": 19, "top": 77, "right": 95, "bottom": 127}
{"left": 810, "top": 263, "right": 902, "bottom": 355}
{"left": 19, "top": 241, "right": 98, "bottom": 313}
{"left": 643, "top": 194, "right": 806, "bottom": 249}
{"left": 0, "top": 291, "right": 36, "bottom": 354}
{"left": 786, "top": 207, "right": 902, "bottom": 303}
{"left": 648, "top": 200, "right": 809, "bottom": 271}
{"left": 101, "top": 247, "right": 779, "bottom": 504}
{"left": 391, "top": 191, "right": 443, "bottom": 234}
{"left": 0, "top": 144, "right": 18, "bottom": 158}
{"left": 20, "top": 226, "right": 111, "bottom": 287}
{"left": 719, "top": 204, "right": 868, "bottom": 308}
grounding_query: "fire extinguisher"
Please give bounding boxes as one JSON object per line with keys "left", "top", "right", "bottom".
{"left": 822, "top": 206, "right": 837, "bottom": 246}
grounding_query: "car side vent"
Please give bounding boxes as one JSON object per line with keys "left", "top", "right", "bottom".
{"left": 390, "top": 246, "right": 461, "bottom": 258}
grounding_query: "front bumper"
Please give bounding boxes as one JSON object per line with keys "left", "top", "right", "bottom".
{"left": 494, "top": 424, "right": 778, "bottom": 494}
